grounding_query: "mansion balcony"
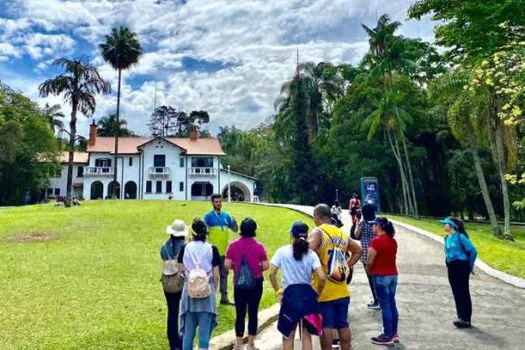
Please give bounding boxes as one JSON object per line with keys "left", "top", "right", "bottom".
{"left": 189, "top": 167, "right": 217, "bottom": 176}
{"left": 85, "top": 166, "right": 114, "bottom": 176}
{"left": 149, "top": 167, "right": 170, "bottom": 177}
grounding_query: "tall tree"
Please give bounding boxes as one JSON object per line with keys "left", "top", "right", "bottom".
{"left": 40, "top": 103, "right": 65, "bottom": 134}
{"left": 409, "top": 0, "right": 523, "bottom": 237}
{"left": 148, "top": 105, "right": 178, "bottom": 137}
{"left": 431, "top": 72, "right": 502, "bottom": 236}
{"left": 39, "top": 58, "right": 111, "bottom": 207}
{"left": 97, "top": 113, "right": 134, "bottom": 137}
{"left": 100, "top": 27, "right": 143, "bottom": 199}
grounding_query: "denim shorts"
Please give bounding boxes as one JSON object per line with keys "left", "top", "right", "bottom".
{"left": 319, "top": 297, "right": 350, "bottom": 329}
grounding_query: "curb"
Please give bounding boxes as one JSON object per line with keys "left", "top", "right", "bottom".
{"left": 210, "top": 304, "right": 280, "bottom": 350}
{"left": 389, "top": 218, "right": 525, "bottom": 289}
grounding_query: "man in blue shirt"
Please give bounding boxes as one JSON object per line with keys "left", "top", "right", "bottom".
{"left": 204, "top": 193, "right": 238, "bottom": 305}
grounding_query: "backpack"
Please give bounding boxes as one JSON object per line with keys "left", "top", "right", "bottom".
{"left": 234, "top": 244, "right": 256, "bottom": 290}
{"left": 321, "top": 228, "right": 349, "bottom": 284}
{"left": 187, "top": 244, "right": 212, "bottom": 299}
{"left": 161, "top": 244, "right": 185, "bottom": 293}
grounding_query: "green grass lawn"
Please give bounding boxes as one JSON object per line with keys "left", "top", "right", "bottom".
{"left": 387, "top": 215, "right": 525, "bottom": 279}
{"left": 0, "top": 201, "right": 313, "bottom": 349}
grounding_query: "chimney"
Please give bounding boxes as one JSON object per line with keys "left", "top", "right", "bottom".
{"left": 189, "top": 127, "right": 197, "bottom": 141}
{"left": 89, "top": 120, "right": 97, "bottom": 146}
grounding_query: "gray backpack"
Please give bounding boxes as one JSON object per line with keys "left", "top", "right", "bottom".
{"left": 161, "top": 245, "right": 185, "bottom": 293}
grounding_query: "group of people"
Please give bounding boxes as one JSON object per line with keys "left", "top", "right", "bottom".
{"left": 159, "top": 193, "right": 478, "bottom": 350}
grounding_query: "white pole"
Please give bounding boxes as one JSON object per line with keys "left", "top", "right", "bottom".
{"left": 227, "top": 165, "right": 231, "bottom": 202}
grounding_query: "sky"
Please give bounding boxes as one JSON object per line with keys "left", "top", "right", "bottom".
{"left": 0, "top": 0, "right": 436, "bottom": 137}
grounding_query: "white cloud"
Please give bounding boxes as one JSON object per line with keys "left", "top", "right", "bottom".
{"left": 0, "top": 0, "right": 436, "bottom": 135}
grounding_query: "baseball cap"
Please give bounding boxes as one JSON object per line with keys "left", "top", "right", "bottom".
{"left": 290, "top": 221, "right": 309, "bottom": 238}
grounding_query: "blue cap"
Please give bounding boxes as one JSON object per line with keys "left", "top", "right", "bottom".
{"left": 290, "top": 221, "right": 309, "bottom": 237}
{"left": 439, "top": 217, "right": 458, "bottom": 229}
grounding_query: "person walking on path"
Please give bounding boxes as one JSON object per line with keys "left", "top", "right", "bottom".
{"left": 441, "top": 217, "right": 478, "bottom": 329}
{"left": 225, "top": 218, "right": 270, "bottom": 350}
{"left": 204, "top": 194, "right": 238, "bottom": 305}
{"left": 179, "top": 218, "right": 221, "bottom": 350}
{"left": 160, "top": 219, "right": 188, "bottom": 350}
{"left": 366, "top": 217, "right": 399, "bottom": 346}
{"left": 309, "top": 204, "right": 362, "bottom": 350}
{"left": 270, "top": 221, "right": 326, "bottom": 350}
{"left": 353, "top": 204, "right": 379, "bottom": 310}
{"left": 348, "top": 193, "right": 361, "bottom": 226}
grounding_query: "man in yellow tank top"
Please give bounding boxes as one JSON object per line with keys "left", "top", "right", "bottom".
{"left": 309, "top": 204, "right": 362, "bottom": 350}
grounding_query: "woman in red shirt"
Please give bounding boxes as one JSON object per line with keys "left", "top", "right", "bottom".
{"left": 367, "top": 217, "right": 399, "bottom": 346}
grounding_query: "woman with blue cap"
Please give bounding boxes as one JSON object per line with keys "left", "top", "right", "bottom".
{"left": 440, "top": 216, "right": 477, "bottom": 328}
{"left": 269, "top": 221, "right": 326, "bottom": 350}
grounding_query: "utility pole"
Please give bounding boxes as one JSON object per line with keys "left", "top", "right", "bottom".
{"left": 227, "top": 165, "right": 231, "bottom": 202}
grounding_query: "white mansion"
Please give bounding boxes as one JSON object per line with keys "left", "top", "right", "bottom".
{"left": 45, "top": 122, "right": 257, "bottom": 201}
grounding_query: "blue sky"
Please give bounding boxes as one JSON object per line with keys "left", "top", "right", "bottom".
{"left": 0, "top": 0, "right": 436, "bottom": 137}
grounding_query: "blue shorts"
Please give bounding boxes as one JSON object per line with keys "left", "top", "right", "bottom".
{"left": 319, "top": 297, "right": 350, "bottom": 329}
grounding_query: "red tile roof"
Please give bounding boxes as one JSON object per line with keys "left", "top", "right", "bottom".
{"left": 87, "top": 137, "right": 226, "bottom": 156}
{"left": 59, "top": 152, "right": 89, "bottom": 164}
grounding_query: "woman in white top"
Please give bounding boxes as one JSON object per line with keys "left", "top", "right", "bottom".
{"left": 270, "top": 221, "right": 326, "bottom": 350}
{"left": 178, "top": 218, "right": 221, "bottom": 350}
{"left": 331, "top": 200, "right": 343, "bottom": 221}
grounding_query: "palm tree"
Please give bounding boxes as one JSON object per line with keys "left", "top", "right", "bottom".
{"left": 431, "top": 72, "right": 502, "bottom": 236}
{"left": 99, "top": 27, "right": 143, "bottom": 199}
{"left": 97, "top": 113, "right": 134, "bottom": 137}
{"left": 41, "top": 103, "right": 65, "bottom": 134}
{"left": 39, "top": 58, "right": 110, "bottom": 207}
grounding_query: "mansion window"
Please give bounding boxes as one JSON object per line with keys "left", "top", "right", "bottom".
{"left": 191, "top": 157, "right": 213, "bottom": 168}
{"left": 156, "top": 181, "right": 162, "bottom": 193}
{"left": 77, "top": 166, "right": 84, "bottom": 178}
{"left": 154, "top": 155, "right": 166, "bottom": 167}
{"left": 179, "top": 182, "right": 184, "bottom": 192}
{"left": 166, "top": 181, "right": 172, "bottom": 193}
{"left": 146, "top": 181, "right": 152, "bottom": 193}
{"left": 95, "top": 158, "right": 112, "bottom": 167}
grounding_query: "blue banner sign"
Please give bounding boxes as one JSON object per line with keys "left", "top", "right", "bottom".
{"left": 360, "top": 177, "right": 380, "bottom": 213}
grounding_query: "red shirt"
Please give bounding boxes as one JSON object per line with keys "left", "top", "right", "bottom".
{"left": 369, "top": 234, "right": 398, "bottom": 276}
{"left": 226, "top": 237, "right": 268, "bottom": 279}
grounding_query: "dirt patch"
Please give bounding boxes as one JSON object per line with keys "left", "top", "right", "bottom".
{"left": 5, "top": 232, "right": 55, "bottom": 243}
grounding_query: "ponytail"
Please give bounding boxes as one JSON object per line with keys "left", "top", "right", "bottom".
{"left": 292, "top": 237, "right": 309, "bottom": 261}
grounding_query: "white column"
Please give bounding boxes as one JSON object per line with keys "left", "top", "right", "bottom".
{"left": 227, "top": 165, "right": 231, "bottom": 202}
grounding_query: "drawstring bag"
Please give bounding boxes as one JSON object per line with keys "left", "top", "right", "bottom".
{"left": 235, "top": 245, "right": 256, "bottom": 289}
{"left": 321, "top": 229, "right": 349, "bottom": 283}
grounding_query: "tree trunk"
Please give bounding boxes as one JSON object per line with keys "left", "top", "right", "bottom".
{"left": 66, "top": 101, "right": 78, "bottom": 208}
{"left": 394, "top": 130, "right": 413, "bottom": 216}
{"left": 466, "top": 126, "right": 501, "bottom": 236}
{"left": 400, "top": 131, "right": 419, "bottom": 218}
{"left": 488, "top": 92, "right": 513, "bottom": 240}
{"left": 112, "top": 68, "right": 122, "bottom": 199}
{"left": 387, "top": 129, "right": 409, "bottom": 215}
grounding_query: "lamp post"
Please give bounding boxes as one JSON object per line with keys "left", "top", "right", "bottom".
{"left": 336, "top": 188, "right": 339, "bottom": 201}
{"left": 227, "top": 165, "right": 231, "bottom": 202}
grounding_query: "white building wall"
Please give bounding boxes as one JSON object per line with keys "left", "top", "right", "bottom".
{"left": 187, "top": 155, "right": 221, "bottom": 201}
{"left": 47, "top": 164, "right": 85, "bottom": 198}
{"left": 219, "top": 170, "right": 256, "bottom": 202}
{"left": 142, "top": 139, "right": 187, "bottom": 200}
{"left": 83, "top": 153, "right": 115, "bottom": 200}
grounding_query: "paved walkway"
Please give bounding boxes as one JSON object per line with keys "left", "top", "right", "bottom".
{"left": 254, "top": 205, "right": 525, "bottom": 349}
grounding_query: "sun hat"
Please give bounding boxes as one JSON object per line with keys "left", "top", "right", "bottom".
{"left": 166, "top": 219, "right": 189, "bottom": 237}
{"left": 439, "top": 216, "right": 458, "bottom": 229}
{"left": 290, "top": 221, "right": 309, "bottom": 238}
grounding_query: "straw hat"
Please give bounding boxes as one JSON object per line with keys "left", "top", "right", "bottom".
{"left": 166, "top": 219, "right": 189, "bottom": 237}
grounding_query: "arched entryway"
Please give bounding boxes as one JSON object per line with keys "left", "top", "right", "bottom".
{"left": 222, "top": 181, "right": 251, "bottom": 202}
{"left": 90, "top": 181, "right": 103, "bottom": 200}
{"left": 124, "top": 181, "right": 137, "bottom": 199}
{"left": 108, "top": 181, "right": 121, "bottom": 199}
